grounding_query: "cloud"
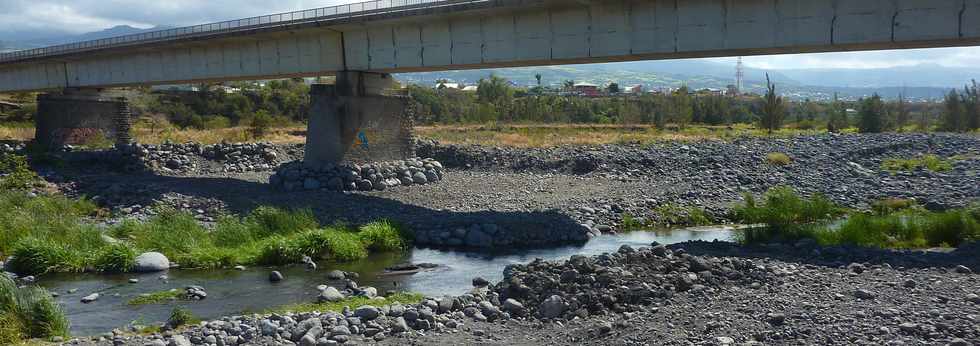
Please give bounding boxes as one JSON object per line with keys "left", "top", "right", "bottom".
{"left": 710, "top": 46, "right": 980, "bottom": 70}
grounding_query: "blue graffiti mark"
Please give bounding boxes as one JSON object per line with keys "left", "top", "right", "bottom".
{"left": 358, "top": 131, "right": 370, "bottom": 149}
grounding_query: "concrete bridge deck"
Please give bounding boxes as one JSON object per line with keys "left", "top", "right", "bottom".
{"left": 2, "top": 0, "right": 980, "bottom": 93}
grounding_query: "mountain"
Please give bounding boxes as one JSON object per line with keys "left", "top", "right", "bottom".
{"left": 396, "top": 60, "right": 968, "bottom": 101}
{"left": 3, "top": 25, "right": 171, "bottom": 50}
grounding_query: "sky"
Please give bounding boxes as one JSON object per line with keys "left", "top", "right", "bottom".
{"left": 2, "top": 0, "right": 979, "bottom": 71}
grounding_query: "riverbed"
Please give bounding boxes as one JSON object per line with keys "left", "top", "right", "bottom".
{"left": 40, "top": 227, "right": 733, "bottom": 336}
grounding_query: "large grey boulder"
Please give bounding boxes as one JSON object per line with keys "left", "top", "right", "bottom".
{"left": 134, "top": 252, "right": 170, "bottom": 272}
{"left": 318, "top": 287, "right": 345, "bottom": 302}
{"left": 539, "top": 295, "right": 567, "bottom": 319}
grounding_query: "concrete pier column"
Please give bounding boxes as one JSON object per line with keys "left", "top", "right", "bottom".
{"left": 304, "top": 71, "right": 415, "bottom": 165}
{"left": 35, "top": 88, "right": 133, "bottom": 149}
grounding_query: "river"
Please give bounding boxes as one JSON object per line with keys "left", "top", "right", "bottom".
{"left": 38, "top": 227, "right": 734, "bottom": 336}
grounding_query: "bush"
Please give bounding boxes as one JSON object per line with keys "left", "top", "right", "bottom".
{"left": 882, "top": 155, "right": 953, "bottom": 172}
{"left": 765, "top": 152, "right": 792, "bottom": 166}
{"left": 0, "top": 154, "right": 40, "bottom": 190}
{"left": 167, "top": 306, "right": 199, "bottom": 328}
{"left": 0, "top": 275, "right": 69, "bottom": 342}
{"left": 358, "top": 220, "right": 409, "bottom": 252}
{"left": 248, "top": 111, "right": 274, "bottom": 138}
{"left": 93, "top": 243, "right": 137, "bottom": 273}
{"left": 247, "top": 207, "right": 319, "bottom": 238}
{"left": 6, "top": 238, "right": 79, "bottom": 275}
{"left": 872, "top": 198, "right": 916, "bottom": 216}
{"left": 733, "top": 187, "right": 843, "bottom": 244}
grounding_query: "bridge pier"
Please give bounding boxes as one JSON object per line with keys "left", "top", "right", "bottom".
{"left": 35, "top": 88, "right": 133, "bottom": 149}
{"left": 304, "top": 71, "right": 415, "bottom": 165}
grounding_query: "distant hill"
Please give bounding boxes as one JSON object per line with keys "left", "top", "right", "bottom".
{"left": 3, "top": 25, "right": 171, "bottom": 50}
{"left": 397, "top": 59, "right": 966, "bottom": 101}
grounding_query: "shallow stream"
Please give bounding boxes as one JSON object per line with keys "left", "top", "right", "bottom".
{"left": 39, "top": 227, "right": 733, "bottom": 336}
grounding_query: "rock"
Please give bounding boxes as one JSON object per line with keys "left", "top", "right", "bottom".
{"left": 539, "top": 295, "right": 567, "bottom": 319}
{"left": 948, "top": 338, "right": 971, "bottom": 346}
{"left": 715, "top": 336, "right": 735, "bottom": 345}
{"left": 354, "top": 305, "right": 381, "bottom": 320}
{"left": 898, "top": 322, "right": 918, "bottom": 333}
{"left": 269, "top": 271, "right": 284, "bottom": 282}
{"left": 81, "top": 293, "right": 99, "bottom": 303}
{"left": 318, "top": 287, "right": 345, "bottom": 302}
{"left": 853, "top": 289, "right": 875, "bottom": 299}
{"left": 766, "top": 313, "right": 786, "bottom": 326}
{"left": 326, "top": 270, "right": 346, "bottom": 280}
{"left": 389, "top": 317, "right": 409, "bottom": 333}
{"left": 847, "top": 263, "right": 866, "bottom": 274}
{"left": 169, "top": 335, "right": 191, "bottom": 346}
{"left": 903, "top": 279, "right": 916, "bottom": 288}
{"left": 134, "top": 252, "right": 170, "bottom": 272}
{"left": 128, "top": 278, "right": 139, "bottom": 284}
{"left": 472, "top": 277, "right": 490, "bottom": 287}
{"left": 954, "top": 265, "right": 973, "bottom": 274}
{"left": 233, "top": 265, "right": 246, "bottom": 271}
{"left": 502, "top": 298, "right": 527, "bottom": 316}
{"left": 966, "top": 294, "right": 980, "bottom": 304}
{"left": 412, "top": 172, "right": 428, "bottom": 184}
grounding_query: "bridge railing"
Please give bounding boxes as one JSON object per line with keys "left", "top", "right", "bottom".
{"left": 0, "top": 0, "right": 486, "bottom": 64}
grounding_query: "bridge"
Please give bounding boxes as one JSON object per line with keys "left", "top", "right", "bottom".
{"left": 1, "top": 0, "right": 978, "bottom": 162}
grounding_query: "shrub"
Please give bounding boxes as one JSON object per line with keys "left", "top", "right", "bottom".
{"left": 248, "top": 111, "right": 274, "bottom": 138}
{"left": 167, "top": 306, "right": 199, "bottom": 328}
{"left": 924, "top": 210, "right": 979, "bottom": 247}
{"left": 247, "top": 206, "right": 319, "bottom": 238}
{"left": 882, "top": 155, "right": 953, "bottom": 172}
{"left": 872, "top": 198, "right": 916, "bottom": 216}
{"left": 733, "top": 187, "right": 843, "bottom": 244}
{"left": 0, "top": 154, "right": 40, "bottom": 190}
{"left": 358, "top": 220, "right": 409, "bottom": 252}
{"left": 765, "top": 152, "right": 792, "bottom": 166}
{"left": 130, "top": 209, "right": 212, "bottom": 259}
{"left": 6, "top": 238, "right": 78, "bottom": 275}
{"left": 0, "top": 275, "right": 69, "bottom": 342}
{"left": 93, "top": 243, "right": 137, "bottom": 273}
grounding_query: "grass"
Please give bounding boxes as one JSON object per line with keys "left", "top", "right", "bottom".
{"left": 882, "top": 154, "right": 955, "bottom": 172}
{"left": 167, "top": 307, "right": 199, "bottom": 328}
{"left": 0, "top": 154, "right": 41, "bottom": 190}
{"left": 733, "top": 187, "right": 979, "bottom": 248}
{"left": 0, "top": 275, "right": 70, "bottom": 344}
{"left": 127, "top": 290, "right": 184, "bottom": 306}
{"left": 765, "top": 152, "right": 792, "bottom": 166}
{"left": 265, "top": 292, "right": 424, "bottom": 315}
{"left": 417, "top": 123, "right": 827, "bottom": 148}
{"left": 651, "top": 203, "right": 715, "bottom": 227}
{"left": 732, "top": 186, "right": 845, "bottom": 244}
{"left": 0, "top": 188, "right": 413, "bottom": 275}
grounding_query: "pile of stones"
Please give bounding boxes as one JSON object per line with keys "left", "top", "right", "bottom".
{"left": 269, "top": 158, "right": 446, "bottom": 192}
{"left": 492, "top": 242, "right": 777, "bottom": 319}
{"left": 0, "top": 142, "right": 25, "bottom": 154}
{"left": 199, "top": 142, "right": 281, "bottom": 172}
{"left": 114, "top": 142, "right": 283, "bottom": 173}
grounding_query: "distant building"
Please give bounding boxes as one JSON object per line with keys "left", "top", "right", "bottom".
{"left": 461, "top": 85, "right": 478, "bottom": 92}
{"left": 625, "top": 85, "right": 644, "bottom": 94}
{"left": 435, "top": 82, "right": 460, "bottom": 89}
{"left": 573, "top": 82, "right": 601, "bottom": 97}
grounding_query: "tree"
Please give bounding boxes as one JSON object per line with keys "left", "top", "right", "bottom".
{"left": 606, "top": 83, "right": 620, "bottom": 94}
{"left": 942, "top": 89, "right": 966, "bottom": 132}
{"left": 895, "top": 93, "right": 910, "bottom": 130}
{"left": 858, "top": 94, "right": 886, "bottom": 133}
{"left": 563, "top": 80, "right": 575, "bottom": 91}
{"left": 535, "top": 74, "right": 542, "bottom": 86}
{"left": 827, "top": 93, "right": 848, "bottom": 132}
{"left": 759, "top": 74, "right": 785, "bottom": 134}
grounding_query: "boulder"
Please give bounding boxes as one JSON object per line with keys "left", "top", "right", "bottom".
{"left": 318, "top": 287, "right": 345, "bottom": 302}
{"left": 134, "top": 252, "right": 170, "bottom": 272}
{"left": 269, "top": 271, "right": 284, "bottom": 282}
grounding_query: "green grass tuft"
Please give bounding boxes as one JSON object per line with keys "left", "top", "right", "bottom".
{"left": 167, "top": 306, "right": 199, "bottom": 328}
{"left": 358, "top": 220, "right": 410, "bottom": 252}
{"left": 266, "top": 292, "right": 424, "bottom": 315}
{"left": 732, "top": 186, "right": 844, "bottom": 244}
{"left": 0, "top": 275, "right": 70, "bottom": 343}
{"left": 127, "top": 289, "right": 184, "bottom": 306}
{"left": 93, "top": 243, "right": 137, "bottom": 273}
{"left": 882, "top": 154, "right": 954, "bottom": 172}
{"left": 765, "top": 152, "right": 792, "bottom": 166}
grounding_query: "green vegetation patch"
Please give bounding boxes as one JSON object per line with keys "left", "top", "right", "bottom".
{"left": 765, "top": 152, "right": 792, "bottom": 166}
{"left": 0, "top": 275, "right": 70, "bottom": 344}
{"left": 167, "top": 307, "right": 200, "bottom": 328}
{"left": 733, "top": 187, "right": 979, "bottom": 249}
{"left": 127, "top": 289, "right": 185, "bottom": 306}
{"left": 266, "top": 292, "right": 424, "bottom": 315}
{"left": 882, "top": 154, "right": 954, "bottom": 172}
{"left": 732, "top": 186, "right": 845, "bottom": 244}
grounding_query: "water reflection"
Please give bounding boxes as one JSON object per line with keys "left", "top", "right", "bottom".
{"left": 38, "top": 227, "right": 733, "bottom": 336}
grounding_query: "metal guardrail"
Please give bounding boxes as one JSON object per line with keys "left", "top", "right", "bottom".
{"left": 0, "top": 0, "right": 487, "bottom": 64}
